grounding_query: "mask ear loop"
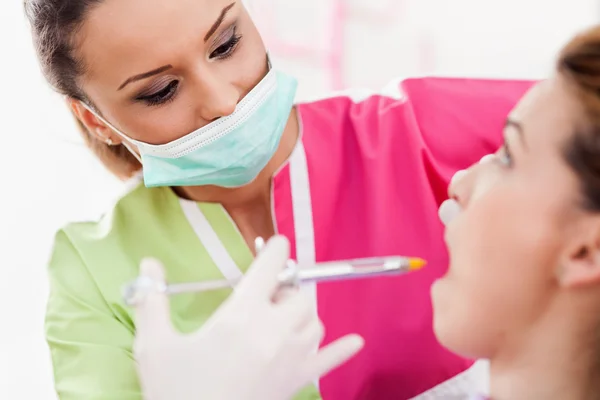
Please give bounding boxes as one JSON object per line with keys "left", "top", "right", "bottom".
{"left": 119, "top": 141, "right": 143, "bottom": 164}
{"left": 78, "top": 101, "right": 144, "bottom": 164}
{"left": 266, "top": 52, "right": 272, "bottom": 70}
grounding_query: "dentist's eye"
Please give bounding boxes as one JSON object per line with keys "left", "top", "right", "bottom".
{"left": 137, "top": 80, "right": 179, "bottom": 106}
{"left": 210, "top": 28, "right": 242, "bottom": 60}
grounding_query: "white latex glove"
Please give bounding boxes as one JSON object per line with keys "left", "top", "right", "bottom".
{"left": 133, "top": 236, "right": 364, "bottom": 400}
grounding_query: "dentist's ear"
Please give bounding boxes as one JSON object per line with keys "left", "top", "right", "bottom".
{"left": 67, "top": 98, "right": 123, "bottom": 146}
{"left": 559, "top": 216, "right": 600, "bottom": 288}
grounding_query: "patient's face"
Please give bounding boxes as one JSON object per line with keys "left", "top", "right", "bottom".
{"left": 432, "top": 78, "right": 586, "bottom": 358}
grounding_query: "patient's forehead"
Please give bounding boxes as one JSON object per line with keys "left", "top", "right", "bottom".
{"left": 508, "top": 77, "right": 582, "bottom": 147}
{"left": 509, "top": 80, "right": 550, "bottom": 120}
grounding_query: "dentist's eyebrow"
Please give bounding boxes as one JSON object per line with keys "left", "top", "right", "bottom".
{"left": 505, "top": 118, "right": 528, "bottom": 150}
{"left": 118, "top": 3, "right": 235, "bottom": 91}
{"left": 204, "top": 3, "right": 236, "bottom": 42}
{"left": 118, "top": 65, "right": 173, "bottom": 91}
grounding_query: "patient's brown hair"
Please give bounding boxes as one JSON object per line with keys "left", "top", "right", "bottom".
{"left": 558, "top": 25, "right": 600, "bottom": 397}
{"left": 560, "top": 27, "right": 600, "bottom": 212}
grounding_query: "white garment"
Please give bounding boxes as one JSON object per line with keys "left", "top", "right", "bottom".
{"left": 409, "top": 360, "right": 490, "bottom": 400}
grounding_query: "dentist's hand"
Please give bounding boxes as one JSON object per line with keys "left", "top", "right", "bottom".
{"left": 133, "top": 236, "right": 364, "bottom": 400}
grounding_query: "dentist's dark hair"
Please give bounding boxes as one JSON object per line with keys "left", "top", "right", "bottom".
{"left": 558, "top": 25, "right": 600, "bottom": 398}
{"left": 24, "top": 0, "right": 141, "bottom": 179}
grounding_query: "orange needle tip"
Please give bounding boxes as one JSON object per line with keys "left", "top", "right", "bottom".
{"left": 408, "top": 258, "right": 427, "bottom": 271}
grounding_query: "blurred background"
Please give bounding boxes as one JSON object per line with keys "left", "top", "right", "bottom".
{"left": 0, "top": 0, "right": 598, "bottom": 398}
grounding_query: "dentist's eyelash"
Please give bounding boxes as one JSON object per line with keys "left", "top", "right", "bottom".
{"left": 210, "top": 32, "right": 242, "bottom": 60}
{"left": 135, "top": 27, "right": 243, "bottom": 107}
{"left": 136, "top": 80, "right": 180, "bottom": 106}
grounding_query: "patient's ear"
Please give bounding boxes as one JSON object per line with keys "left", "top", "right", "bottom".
{"left": 560, "top": 217, "right": 600, "bottom": 288}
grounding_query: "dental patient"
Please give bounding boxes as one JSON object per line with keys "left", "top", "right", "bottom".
{"left": 434, "top": 26, "right": 600, "bottom": 400}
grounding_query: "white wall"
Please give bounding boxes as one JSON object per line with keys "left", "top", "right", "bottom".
{"left": 249, "top": 0, "right": 600, "bottom": 98}
{"left": 0, "top": 0, "right": 598, "bottom": 398}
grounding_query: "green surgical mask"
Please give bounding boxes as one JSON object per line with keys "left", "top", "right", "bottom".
{"left": 87, "top": 66, "right": 298, "bottom": 188}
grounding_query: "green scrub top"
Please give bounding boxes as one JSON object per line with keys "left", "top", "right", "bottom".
{"left": 46, "top": 182, "right": 321, "bottom": 400}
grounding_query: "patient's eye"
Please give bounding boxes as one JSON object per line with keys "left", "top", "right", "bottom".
{"left": 497, "top": 144, "right": 513, "bottom": 168}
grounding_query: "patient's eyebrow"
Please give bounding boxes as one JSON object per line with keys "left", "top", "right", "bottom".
{"left": 505, "top": 118, "right": 528, "bottom": 149}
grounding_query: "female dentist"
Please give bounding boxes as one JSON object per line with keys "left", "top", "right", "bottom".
{"left": 26, "top": 0, "right": 531, "bottom": 398}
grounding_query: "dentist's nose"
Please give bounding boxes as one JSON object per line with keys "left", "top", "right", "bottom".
{"left": 197, "top": 81, "right": 239, "bottom": 122}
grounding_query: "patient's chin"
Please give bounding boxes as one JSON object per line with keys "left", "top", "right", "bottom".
{"left": 430, "top": 271, "right": 452, "bottom": 307}
{"left": 431, "top": 280, "right": 486, "bottom": 359}
{"left": 434, "top": 319, "right": 482, "bottom": 360}
{"left": 430, "top": 279, "right": 455, "bottom": 343}
{"left": 432, "top": 313, "right": 462, "bottom": 355}
{"left": 434, "top": 313, "right": 498, "bottom": 360}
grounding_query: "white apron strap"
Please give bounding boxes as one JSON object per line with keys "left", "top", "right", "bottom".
{"left": 289, "top": 141, "right": 318, "bottom": 303}
{"left": 289, "top": 141, "right": 320, "bottom": 390}
{"left": 179, "top": 198, "right": 243, "bottom": 282}
{"left": 409, "top": 360, "right": 490, "bottom": 400}
{"left": 289, "top": 142, "right": 317, "bottom": 280}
